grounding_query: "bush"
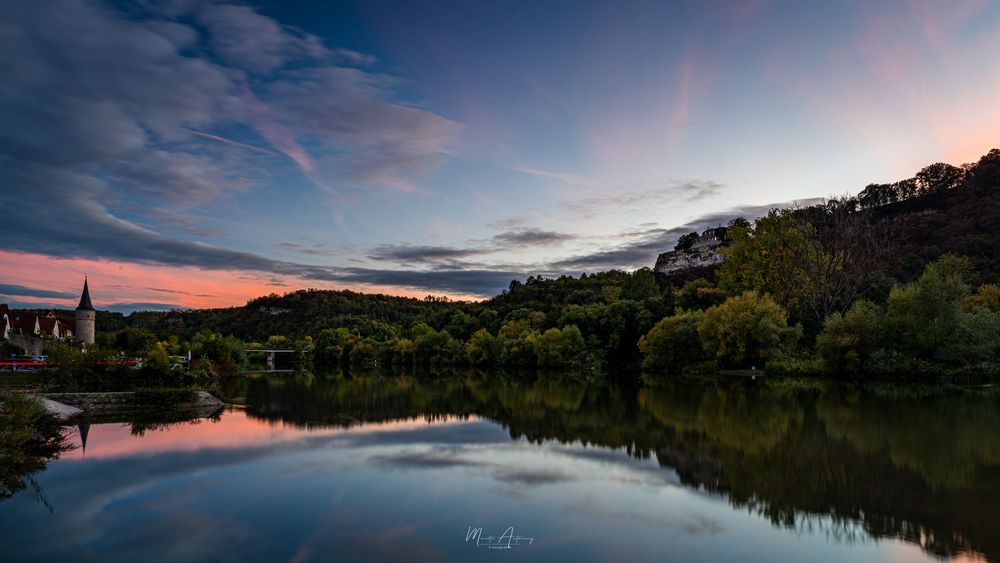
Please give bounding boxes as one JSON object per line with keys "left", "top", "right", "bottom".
{"left": 466, "top": 329, "right": 501, "bottom": 367}
{"left": 638, "top": 310, "right": 705, "bottom": 372}
{"left": 815, "top": 300, "right": 886, "bottom": 374}
{"left": 698, "top": 292, "right": 801, "bottom": 368}
{"left": 886, "top": 254, "right": 972, "bottom": 361}
{"left": 535, "top": 325, "right": 587, "bottom": 368}
{"left": 1, "top": 393, "right": 66, "bottom": 500}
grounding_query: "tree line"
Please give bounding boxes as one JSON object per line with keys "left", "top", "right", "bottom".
{"left": 39, "top": 148, "right": 1000, "bottom": 380}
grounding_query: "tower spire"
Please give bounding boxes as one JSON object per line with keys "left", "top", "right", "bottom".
{"left": 77, "top": 276, "right": 94, "bottom": 311}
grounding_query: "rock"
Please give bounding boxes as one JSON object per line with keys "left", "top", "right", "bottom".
{"left": 36, "top": 397, "right": 83, "bottom": 422}
{"left": 654, "top": 247, "right": 725, "bottom": 276}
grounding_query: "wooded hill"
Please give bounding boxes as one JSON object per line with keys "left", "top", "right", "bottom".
{"left": 90, "top": 148, "right": 1000, "bottom": 368}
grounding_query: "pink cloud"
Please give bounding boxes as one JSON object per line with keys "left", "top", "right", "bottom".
{"left": 241, "top": 83, "right": 316, "bottom": 174}
{"left": 0, "top": 251, "right": 483, "bottom": 310}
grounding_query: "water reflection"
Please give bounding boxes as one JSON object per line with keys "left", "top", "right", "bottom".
{"left": 228, "top": 375, "right": 1000, "bottom": 561}
{"left": 1, "top": 375, "right": 998, "bottom": 562}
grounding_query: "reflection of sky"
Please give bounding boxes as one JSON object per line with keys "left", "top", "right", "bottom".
{"left": 1, "top": 411, "right": 957, "bottom": 562}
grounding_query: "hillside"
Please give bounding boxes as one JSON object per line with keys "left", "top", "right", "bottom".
{"left": 109, "top": 148, "right": 1000, "bottom": 370}
{"left": 653, "top": 149, "right": 1000, "bottom": 290}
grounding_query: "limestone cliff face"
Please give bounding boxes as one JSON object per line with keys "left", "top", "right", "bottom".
{"left": 654, "top": 227, "right": 728, "bottom": 277}
{"left": 653, "top": 247, "right": 725, "bottom": 276}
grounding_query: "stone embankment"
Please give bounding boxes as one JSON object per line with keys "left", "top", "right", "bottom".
{"left": 39, "top": 390, "right": 223, "bottom": 420}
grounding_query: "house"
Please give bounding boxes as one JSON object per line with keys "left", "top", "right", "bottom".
{"left": 40, "top": 311, "right": 73, "bottom": 339}
{"left": 1, "top": 279, "right": 91, "bottom": 353}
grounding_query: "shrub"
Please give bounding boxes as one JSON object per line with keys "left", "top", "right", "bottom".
{"left": 698, "top": 292, "right": 801, "bottom": 368}
{"left": 815, "top": 300, "right": 886, "bottom": 374}
{"left": 638, "top": 310, "right": 705, "bottom": 372}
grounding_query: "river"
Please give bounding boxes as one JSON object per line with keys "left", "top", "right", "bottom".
{"left": 2, "top": 374, "right": 998, "bottom": 562}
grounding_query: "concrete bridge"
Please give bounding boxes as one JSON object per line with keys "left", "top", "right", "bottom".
{"left": 244, "top": 349, "right": 297, "bottom": 370}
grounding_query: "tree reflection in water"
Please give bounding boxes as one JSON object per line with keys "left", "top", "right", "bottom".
{"left": 231, "top": 373, "right": 1000, "bottom": 562}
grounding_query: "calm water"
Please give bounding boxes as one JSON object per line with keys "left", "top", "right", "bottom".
{"left": 3, "top": 375, "right": 999, "bottom": 562}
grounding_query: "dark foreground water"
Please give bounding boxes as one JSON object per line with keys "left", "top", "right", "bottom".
{"left": 3, "top": 375, "right": 1000, "bottom": 562}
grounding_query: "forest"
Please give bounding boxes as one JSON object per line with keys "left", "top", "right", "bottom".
{"left": 31, "top": 148, "right": 1000, "bottom": 381}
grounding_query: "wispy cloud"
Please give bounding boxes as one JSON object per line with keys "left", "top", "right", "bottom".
{"left": 0, "top": 283, "right": 75, "bottom": 300}
{"left": 562, "top": 181, "right": 724, "bottom": 218}
{"left": 516, "top": 166, "right": 599, "bottom": 186}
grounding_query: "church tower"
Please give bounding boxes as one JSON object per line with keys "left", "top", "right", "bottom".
{"left": 75, "top": 277, "right": 96, "bottom": 346}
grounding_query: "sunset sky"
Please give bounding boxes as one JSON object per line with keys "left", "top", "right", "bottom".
{"left": 2, "top": 0, "right": 999, "bottom": 311}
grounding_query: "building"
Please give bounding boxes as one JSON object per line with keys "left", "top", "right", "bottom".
{"left": 1, "top": 304, "right": 11, "bottom": 341}
{"left": 75, "top": 277, "right": 96, "bottom": 346}
{"left": 0, "top": 279, "right": 92, "bottom": 352}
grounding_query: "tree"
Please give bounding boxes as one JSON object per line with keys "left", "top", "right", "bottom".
{"left": 719, "top": 209, "right": 815, "bottom": 315}
{"left": 622, "top": 268, "right": 658, "bottom": 301}
{"left": 698, "top": 292, "right": 800, "bottom": 368}
{"left": 466, "top": 328, "right": 501, "bottom": 366}
{"left": 312, "top": 329, "right": 345, "bottom": 369}
{"left": 886, "top": 254, "right": 972, "bottom": 361}
{"left": 638, "top": 310, "right": 705, "bottom": 372}
{"left": 675, "top": 278, "right": 727, "bottom": 311}
{"left": 190, "top": 331, "right": 246, "bottom": 376}
{"left": 967, "top": 284, "right": 1000, "bottom": 313}
{"left": 675, "top": 231, "right": 699, "bottom": 251}
{"left": 348, "top": 340, "right": 376, "bottom": 369}
{"left": 883, "top": 255, "right": 1000, "bottom": 365}
{"left": 815, "top": 300, "right": 886, "bottom": 373}
{"left": 720, "top": 204, "right": 889, "bottom": 331}
{"left": 536, "top": 325, "right": 586, "bottom": 368}
{"left": 115, "top": 327, "right": 157, "bottom": 357}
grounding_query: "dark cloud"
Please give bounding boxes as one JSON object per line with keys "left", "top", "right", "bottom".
{"left": 0, "top": 283, "right": 76, "bottom": 300}
{"left": 0, "top": 1, "right": 825, "bottom": 301}
{"left": 492, "top": 229, "right": 576, "bottom": 246}
{"left": 196, "top": 3, "right": 327, "bottom": 74}
{"left": 367, "top": 245, "right": 481, "bottom": 264}
{"left": 0, "top": 0, "right": 459, "bottom": 288}
{"left": 493, "top": 468, "right": 576, "bottom": 486}
{"left": 370, "top": 448, "right": 576, "bottom": 486}
{"left": 369, "top": 451, "right": 486, "bottom": 469}
{"left": 366, "top": 228, "right": 576, "bottom": 267}
{"left": 551, "top": 199, "right": 824, "bottom": 271}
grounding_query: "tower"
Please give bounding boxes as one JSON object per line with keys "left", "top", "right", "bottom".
{"left": 75, "top": 276, "right": 96, "bottom": 346}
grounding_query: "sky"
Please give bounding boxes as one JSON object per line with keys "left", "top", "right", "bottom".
{"left": 2, "top": 0, "right": 999, "bottom": 312}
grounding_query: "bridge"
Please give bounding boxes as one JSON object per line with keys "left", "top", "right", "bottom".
{"left": 244, "top": 349, "right": 297, "bottom": 370}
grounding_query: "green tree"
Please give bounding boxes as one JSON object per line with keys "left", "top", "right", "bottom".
{"left": 190, "top": 331, "right": 246, "bottom": 376}
{"left": 622, "top": 268, "right": 659, "bottom": 301}
{"left": 536, "top": 325, "right": 586, "bottom": 368}
{"left": 886, "top": 254, "right": 972, "bottom": 361}
{"left": 466, "top": 328, "right": 502, "bottom": 366}
{"left": 638, "top": 310, "right": 705, "bottom": 372}
{"left": 815, "top": 300, "right": 886, "bottom": 374}
{"left": 698, "top": 292, "right": 800, "bottom": 368}
{"left": 675, "top": 279, "right": 727, "bottom": 311}
{"left": 675, "top": 231, "right": 699, "bottom": 250}
{"left": 115, "top": 327, "right": 157, "bottom": 356}
{"left": 967, "top": 284, "right": 1000, "bottom": 313}
{"left": 719, "top": 209, "right": 816, "bottom": 315}
{"left": 348, "top": 340, "right": 376, "bottom": 369}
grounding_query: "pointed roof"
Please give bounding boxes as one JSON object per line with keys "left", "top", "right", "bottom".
{"left": 77, "top": 277, "right": 95, "bottom": 311}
